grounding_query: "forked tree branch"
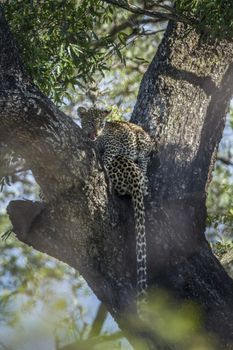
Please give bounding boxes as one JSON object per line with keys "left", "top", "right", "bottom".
{"left": 102, "top": 0, "right": 197, "bottom": 26}
{"left": 1, "top": 4, "right": 233, "bottom": 349}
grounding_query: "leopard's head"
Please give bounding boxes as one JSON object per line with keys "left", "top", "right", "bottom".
{"left": 78, "top": 107, "right": 110, "bottom": 140}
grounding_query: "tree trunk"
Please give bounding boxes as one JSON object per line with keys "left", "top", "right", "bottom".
{"left": 1, "top": 6, "right": 233, "bottom": 348}
{"left": 131, "top": 22, "right": 233, "bottom": 344}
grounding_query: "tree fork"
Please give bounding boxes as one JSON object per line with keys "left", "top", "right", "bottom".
{"left": 0, "top": 5, "right": 233, "bottom": 348}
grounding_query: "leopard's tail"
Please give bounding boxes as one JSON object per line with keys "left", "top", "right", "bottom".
{"left": 132, "top": 185, "right": 147, "bottom": 316}
{"left": 107, "top": 155, "right": 147, "bottom": 317}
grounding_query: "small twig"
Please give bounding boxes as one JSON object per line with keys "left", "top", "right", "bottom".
{"left": 107, "top": 0, "right": 165, "bottom": 39}
{"left": 217, "top": 156, "right": 233, "bottom": 166}
{"left": 109, "top": 17, "right": 163, "bottom": 37}
{"left": 89, "top": 303, "right": 108, "bottom": 338}
{"left": 59, "top": 331, "right": 124, "bottom": 350}
{"left": 93, "top": 17, "right": 163, "bottom": 50}
{"left": 104, "top": 26, "right": 165, "bottom": 64}
{"left": 1, "top": 167, "right": 29, "bottom": 178}
{"left": 139, "top": 28, "right": 165, "bottom": 36}
{"left": 102, "top": 0, "right": 198, "bottom": 26}
{"left": 1, "top": 228, "right": 13, "bottom": 241}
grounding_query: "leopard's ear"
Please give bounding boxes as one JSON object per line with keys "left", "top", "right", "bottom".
{"left": 77, "top": 106, "right": 87, "bottom": 118}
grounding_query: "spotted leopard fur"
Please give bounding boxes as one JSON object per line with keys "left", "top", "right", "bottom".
{"left": 78, "top": 106, "right": 153, "bottom": 314}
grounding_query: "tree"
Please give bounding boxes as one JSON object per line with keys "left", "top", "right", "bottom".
{"left": 1, "top": 1, "right": 233, "bottom": 349}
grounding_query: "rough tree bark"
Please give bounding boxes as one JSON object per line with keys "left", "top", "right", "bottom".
{"left": 1, "top": 6, "right": 233, "bottom": 349}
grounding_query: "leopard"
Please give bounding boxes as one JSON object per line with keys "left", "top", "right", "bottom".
{"left": 78, "top": 106, "right": 153, "bottom": 315}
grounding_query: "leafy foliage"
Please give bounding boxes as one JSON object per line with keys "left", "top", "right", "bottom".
{"left": 5, "top": 0, "right": 118, "bottom": 103}
{"left": 5, "top": 0, "right": 233, "bottom": 108}
{"left": 5, "top": 0, "right": 167, "bottom": 105}
{"left": 1, "top": 1, "right": 233, "bottom": 348}
{"left": 177, "top": 0, "right": 233, "bottom": 39}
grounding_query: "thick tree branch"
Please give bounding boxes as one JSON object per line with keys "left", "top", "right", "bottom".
{"left": 0, "top": 4, "right": 136, "bottom": 324}
{"left": 130, "top": 21, "right": 233, "bottom": 346}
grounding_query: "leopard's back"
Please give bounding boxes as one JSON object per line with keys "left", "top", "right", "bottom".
{"left": 98, "top": 120, "right": 152, "bottom": 161}
{"left": 99, "top": 119, "right": 152, "bottom": 316}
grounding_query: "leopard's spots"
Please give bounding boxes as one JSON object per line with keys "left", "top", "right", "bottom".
{"left": 79, "top": 107, "right": 153, "bottom": 318}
